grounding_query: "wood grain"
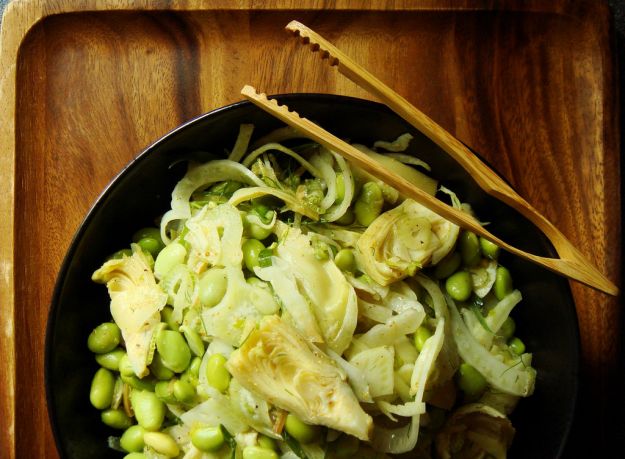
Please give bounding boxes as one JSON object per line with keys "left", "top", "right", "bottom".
{"left": 0, "top": 1, "right": 620, "bottom": 458}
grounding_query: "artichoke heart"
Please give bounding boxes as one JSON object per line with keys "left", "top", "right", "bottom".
{"left": 435, "top": 404, "right": 515, "bottom": 459}
{"left": 92, "top": 246, "right": 167, "bottom": 377}
{"left": 357, "top": 199, "right": 459, "bottom": 286}
{"left": 226, "top": 316, "right": 373, "bottom": 441}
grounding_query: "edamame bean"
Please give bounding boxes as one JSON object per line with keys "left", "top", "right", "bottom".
{"left": 143, "top": 432, "right": 180, "bottom": 457}
{"left": 459, "top": 231, "right": 481, "bottom": 266}
{"left": 160, "top": 306, "right": 179, "bottom": 332}
{"left": 479, "top": 237, "right": 500, "bottom": 260}
{"left": 123, "top": 454, "right": 146, "bottom": 459}
{"left": 154, "top": 380, "right": 176, "bottom": 404}
{"left": 445, "top": 271, "right": 473, "bottom": 302}
{"left": 354, "top": 182, "right": 384, "bottom": 226}
{"left": 95, "top": 348, "right": 126, "bottom": 371}
{"left": 191, "top": 425, "right": 226, "bottom": 452}
{"left": 131, "top": 390, "right": 166, "bottom": 431}
{"left": 335, "top": 173, "right": 346, "bottom": 204}
{"left": 198, "top": 268, "right": 228, "bottom": 308}
{"left": 258, "top": 435, "right": 278, "bottom": 451}
{"left": 101, "top": 409, "right": 132, "bottom": 429}
{"left": 457, "top": 363, "right": 487, "bottom": 396}
{"left": 206, "top": 354, "right": 230, "bottom": 393}
{"left": 121, "top": 374, "right": 156, "bottom": 392}
{"left": 244, "top": 214, "right": 273, "bottom": 241}
{"left": 498, "top": 317, "right": 516, "bottom": 340}
{"left": 336, "top": 209, "right": 355, "bottom": 226}
{"left": 242, "top": 239, "right": 265, "bottom": 272}
{"left": 494, "top": 266, "right": 513, "bottom": 300}
{"left": 173, "top": 378, "right": 196, "bottom": 403}
{"left": 180, "top": 326, "right": 205, "bottom": 357}
{"left": 88, "top": 322, "right": 121, "bottom": 354}
{"left": 133, "top": 227, "right": 163, "bottom": 244}
{"left": 120, "top": 425, "right": 146, "bottom": 453}
{"left": 332, "top": 434, "right": 359, "bottom": 458}
{"left": 156, "top": 329, "right": 191, "bottom": 373}
{"left": 334, "top": 249, "right": 355, "bottom": 272}
{"left": 508, "top": 337, "right": 526, "bottom": 355}
{"left": 187, "top": 356, "right": 202, "bottom": 379}
{"left": 150, "top": 352, "right": 175, "bottom": 380}
{"left": 243, "top": 446, "right": 279, "bottom": 459}
{"left": 107, "top": 248, "right": 133, "bottom": 261}
{"left": 137, "top": 237, "right": 162, "bottom": 257}
{"left": 434, "top": 252, "right": 462, "bottom": 279}
{"left": 118, "top": 354, "right": 134, "bottom": 377}
{"left": 90, "top": 367, "right": 115, "bottom": 409}
{"left": 284, "top": 414, "right": 319, "bottom": 444}
{"left": 154, "top": 242, "right": 187, "bottom": 279}
{"left": 414, "top": 326, "right": 432, "bottom": 352}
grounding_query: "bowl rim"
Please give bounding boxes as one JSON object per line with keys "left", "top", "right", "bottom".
{"left": 45, "top": 93, "right": 580, "bottom": 459}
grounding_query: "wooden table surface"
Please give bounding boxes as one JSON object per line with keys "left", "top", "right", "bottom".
{"left": 0, "top": 1, "right": 621, "bottom": 458}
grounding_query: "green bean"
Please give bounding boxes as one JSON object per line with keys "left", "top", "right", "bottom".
{"left": 88, "top": 322, "right": 121, "bottom": 354}
{"left": 180, "top": 326, "right": 205, "bottom": 358}
{"left": 154, "top": 380, "right": 176, "bottom": 404}
{"left": 457, "top": 363, "right": 487, "bottom": 396}
{"left": 150, "top": 352, "right": 175, "bottom": 380}
{"left": 332, "top": 434, "right": 359, "bottom": 458}
{"left": 354, "top": 182, "right": 384, "bottom": 226}
{"left": 284, "top": 414, "right": 319, "bottom": 444}
{"left": 156, "top": 329, "right": 191, "bottom": 373}
{"left": 433, "top": 252, "right": 461, "bottom": 279}
{"left": 160, "top": 306, "right": 179, "bottom": 332}
{"left": 198, "top": 268, "right": 228, "bottom": 308}
{"left": 257, "top": 435, "right": 278, "bottom": 451}
{"left": 123, "top": 453, "right": 147, "bottom": 459}
{"left": 118, "top": 354, "right": 134, "bottom": 377}
{"left": 154, "top": 242, "right": 187, "bottom": 279}
{"left": 494, "top": 266, "right": 513, "bottom": 300}
{"left": 131, "top": 390, "right": 166, "bottom": 431}
{"left": 508, "top": 337, "right": 526, "bottom": 355}
{"left": 143, "top": 432, "right": 180, "bottom": 457}
{"left": 107, "top": 248, "right": 133, "bottom": 261}
{"left": 498, "top": 317, "right": 516, "bottom": 340}
{"left": 479, "top": 237, "right": 500, "bottom": 260}
{"left": 120, "top": 425, "right": 146, "bottom": 453}
{"left": 413, "top": 326, "right": 432, "bottom": 352}
{"left": 336, "top": 208, "right": 355, "bottom": 226}
{"left": 242, "top": 239, "right": 265, "bottom": 272}
{"left": 95, "top": 348, "right": 126, "bottom": 371}
{"left": 334, "top": 249, "right": 355, "bottom": 272}
{"left": 242, "top": 446, "right": 279, "bottom": 459}
{"left": 101, "top": 409, "right": 132, "bottom": 429}
{"left": 90, "top": 368, "right": 115, "bottom": 409}
{"left": 173, "top": 378, "right": 196, "bottom": 403}
{"left": 206, "top": 354, "right": 231, "bottom": 393}
{"left": 191, "top": 425, "right": 226, "bottom": 452}
{"left": 445, "top": 271, "right": 473, "bottom": 302}
{"left": 459, "top": 231, "right": 481, "bottom": 266}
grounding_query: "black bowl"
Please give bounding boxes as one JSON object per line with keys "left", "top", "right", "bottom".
{"left": 46, "top": 94, "right": 579, "bottom": 458}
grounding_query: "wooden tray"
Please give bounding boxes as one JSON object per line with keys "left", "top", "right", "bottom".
{"left": 0, "top": 1, "right": 620, "bottom": 457}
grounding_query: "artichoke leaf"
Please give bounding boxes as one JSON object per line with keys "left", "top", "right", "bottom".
{"left": 226, "top": 316, "right": 373, "bottom": 441}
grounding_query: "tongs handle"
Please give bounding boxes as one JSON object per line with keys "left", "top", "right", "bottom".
{"left": 280, "top": 21, "right": 617, "bottom": 296}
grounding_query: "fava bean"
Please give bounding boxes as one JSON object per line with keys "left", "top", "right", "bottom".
{"left": 180, "top": 326, "right": 205, "bottom": 357}
{"left": 131, "top": 390, "right": 166, "bottom": 431}
{"left": 173, "top": 378, "right": 196, "bottom": 403}
{"left": 245, "top": 214, "right": 273, "bottom": 241}
{"left": 154, "top": 380, "right": 176, "bottom": 404}
{"left": 445, "top": 271, "right": 473, "bottom": 302}
{"left": 150, "top": 352, "right": 175, "bottom": 380}
{"left": 508, "top": 337, "right": 526, "bottom": 355}
{"left": 257, "top": 435, "right": 278, "bottom": 451}
{"left": 101, "top": 408, "right": 132, "bottom": 429}
{"left": 498, "top": 317, "right": 516, "bottom": 340}
{"left": 90, "top": 368, "right": 115, "bottom": 410}
{"left": 95, "top": 348, "right": 126, "bottom": 371}
{"left": 154, "top": 242, "right": 187, "bottom": 279}
{"left": 334, "top": 249, "right": 355, "bottom": 272}
{"left": 413, "top": 326, "right": 432, "bottom": 352}
{"left": 243, "top": 446, "right": 279, "bottom": 459}
{"left": 206, "top": 354, "right": 230, "bottom": 393}
{"left": 433, "top": 252, "right": 461, "bottom": 280}
{"left": 285, "top": 414, "right": 319, "bottom": 444}
{"left": 479, "top": 237, "right": 500, "bottom": 260}
{"left": 143, "top": 432, "right": 179, "bottom": 457}
{"left": 459, "top": 231, "right": 480, "bottom": 266}
{"left": 88, "top": 322, "right": 121, "bottom": 354}
{"left": 198, "top": 268, "right": 228, "bottom": 308}
{"left": 332, "top": 434, "right": 359, "bottom": 458}
{"left": 156, "top": 329, "right": 191, "bottom": 373}
{"left": 494, "top": 266, "right": 513, "bottom": 300}
{"left": 457, "top": 363, "right": 487, "bottom": 397}
{"left": 243, "top": 239, "right": 265, "bottom": 272}
{"left": 160, "top": 306, "right": 179, "bottom": 332}
{"left": 120, "top": 425, "right": 146, "bottom": 453}
{"left": 354, "top": 182, "right": 384, "bottom": 226}
{"left": 191, "top": 425, "right": 225, "bottom": 452}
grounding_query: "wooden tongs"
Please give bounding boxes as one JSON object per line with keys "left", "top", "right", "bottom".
{"left": 241, "top": 21, "right": 618, "bottom": 296}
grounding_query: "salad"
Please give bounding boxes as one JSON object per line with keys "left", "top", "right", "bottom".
{"left": 86, "top": 125, "right": 536, "bottom": 459}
